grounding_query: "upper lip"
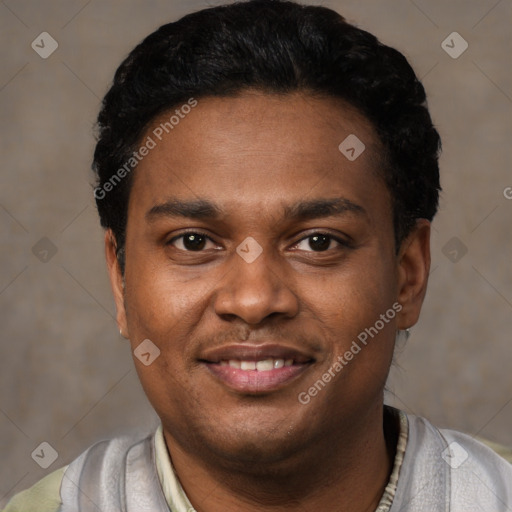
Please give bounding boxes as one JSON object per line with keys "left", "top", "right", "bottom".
{"left": 200, "top": 343, "right": 315, "bottom": 364}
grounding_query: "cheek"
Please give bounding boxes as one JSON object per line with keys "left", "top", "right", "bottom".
{"left": 301, "top": 254, "right": 398, "bottom": 395}
{"left": 303, "top": 251, "right": 397, "bottom": 324}
{"left": 302, "top": 267, "right": 398, "bottom": 405}
{"left": 123, "top": 264, "right": 219, "bottom": 403}
{"left": 124, "top": 271, "right": 203, "bottom": 412}
{"left": 124, "top": 258, "right": 208, "bottom": 336}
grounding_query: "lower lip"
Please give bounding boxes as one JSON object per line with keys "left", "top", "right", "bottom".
{"left": 203, "top": 363, "right": 311, "bottom": 393}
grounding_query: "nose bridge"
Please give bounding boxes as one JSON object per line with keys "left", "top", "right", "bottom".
{"left": 213, "top": 241, "right": 298, "bottom": 324}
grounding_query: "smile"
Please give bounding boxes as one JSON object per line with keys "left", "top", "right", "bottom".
{"left": 200, "top": 344, "right": 315, "bottom": 393}
{"left": 204, "top": 361, "right": 312, "bottom": 393}
{"left": 219, "top": 358, "right": 294, "bottom": 371}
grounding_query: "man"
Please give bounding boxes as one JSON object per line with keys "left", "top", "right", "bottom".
{"left": 4, "top": 1, "right": 511, "bottom": 511}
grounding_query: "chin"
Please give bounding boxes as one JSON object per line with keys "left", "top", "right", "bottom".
{"left": 196, "top": 414, "right": 312, "bottom": 468}
{"left": 211, "top": 436, "right": 302, "bottom": 470}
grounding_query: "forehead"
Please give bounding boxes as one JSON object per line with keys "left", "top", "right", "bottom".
{"left": 129, "top": 91, "right": 388, "bottom": 219}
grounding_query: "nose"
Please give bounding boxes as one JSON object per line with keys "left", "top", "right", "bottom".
{"left": 213, "top": 247, "right": 299, "bottom": 325}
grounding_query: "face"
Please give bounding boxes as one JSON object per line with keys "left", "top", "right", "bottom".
{"left": 106, "top": 91, "right": 430, "bottom": 467}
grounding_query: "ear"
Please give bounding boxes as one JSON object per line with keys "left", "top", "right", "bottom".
{"left": 396, "top": 219, "right": 431, "bottom": 330}
{"left": 105, "top": 229, "right": 129, "bottom": 338}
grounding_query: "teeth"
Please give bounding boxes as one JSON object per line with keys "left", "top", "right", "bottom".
{"left": 256, "top": 359, "right": 274, "bottom": 371}
{"left": 224, "top": 358, "right": 293, "bottom": 371}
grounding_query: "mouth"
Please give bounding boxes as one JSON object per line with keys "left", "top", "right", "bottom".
{"left": 219, "top": 358, "right": 295, "bottom": 370}
{"left": 199, "top": 344, "right": 315, "bottom": 394}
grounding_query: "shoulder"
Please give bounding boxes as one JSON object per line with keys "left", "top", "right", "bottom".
{"left": 404, "top": 412, "right": 512, "bottom": 510}
{"left": 475, "top": 435, "right": 512, "bottom": 464}
{"left": 2, "top": 431, "right": 155, "bottom": 512}
{"left": 412, "top": 413, "right": 512, "bottom": 472}
{"left": 436, "top": 424, "right": 512, "bottom": 476}
{"left": 1, "top": 466, "right": 66, "bottom": 512}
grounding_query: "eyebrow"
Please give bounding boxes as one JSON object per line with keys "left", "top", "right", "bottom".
{"left": 282, "top": 197, "right": 366, "bottom": 221}
{"left": 146, "top": 199, "right": 222, "bottom": 221}
{"left": 145, "top": 197, "right": 366, "bottom": 222}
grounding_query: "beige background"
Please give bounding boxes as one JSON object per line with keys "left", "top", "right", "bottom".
{"left": 1, "top": 0, "right": 511, "bottom": 504}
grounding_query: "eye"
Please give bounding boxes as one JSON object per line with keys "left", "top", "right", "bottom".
{"left": 168, "top": 231, "right": 218, "bottom": 251}
{"left": 293, "top": 233, "right": 346, "bottom": 252}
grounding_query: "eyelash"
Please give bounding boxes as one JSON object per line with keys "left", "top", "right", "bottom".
{"left": 167, "top": 230, "right": 218, "bottom": 251}
{"left": 167, "top": 230, "right": 350, "bottom": 252}
{"left": 292, "top": 233, "right": 349, "bottom": 252}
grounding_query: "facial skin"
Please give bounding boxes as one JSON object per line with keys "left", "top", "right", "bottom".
{"left": 106, "top": 91, "right": 430, "bottom": 512}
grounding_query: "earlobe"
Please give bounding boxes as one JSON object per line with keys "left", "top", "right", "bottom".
{"left": 396, "top": 220, "right": 431, "bottom": 330}
{"left": 105, "top": 230, "right": 129, "bottom": 338}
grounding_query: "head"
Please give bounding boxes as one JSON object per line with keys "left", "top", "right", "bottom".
{"left": 94, "top": 0, "right": 440, "bottom": 470}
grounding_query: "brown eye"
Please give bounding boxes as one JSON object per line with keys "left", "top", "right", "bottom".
{"left": 169, "top": 232, "right": 215, "bottom": 251}
{"left": 294, "top": 233, "right": 343, "bottom": 252}
{"left": 308, "top": 234, "right": 331, "bottom": 251}
{"left": 183, "top": 233, "right": 206, "bottom": 251}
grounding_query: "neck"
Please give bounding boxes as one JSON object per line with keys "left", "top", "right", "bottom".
{"left": 163, "top": 404, "right": 397, "bottom": 512}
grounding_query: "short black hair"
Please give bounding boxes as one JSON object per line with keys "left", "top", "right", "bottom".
{"left": 93, "top": 0, "right": 441, "bottom": 271}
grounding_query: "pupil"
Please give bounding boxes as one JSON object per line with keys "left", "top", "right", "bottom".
{"left": 309, "top": 235, "right": 330, "bottom": 251}
{"left": 184, "top": 234, "right": 206, "bottom": 251}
